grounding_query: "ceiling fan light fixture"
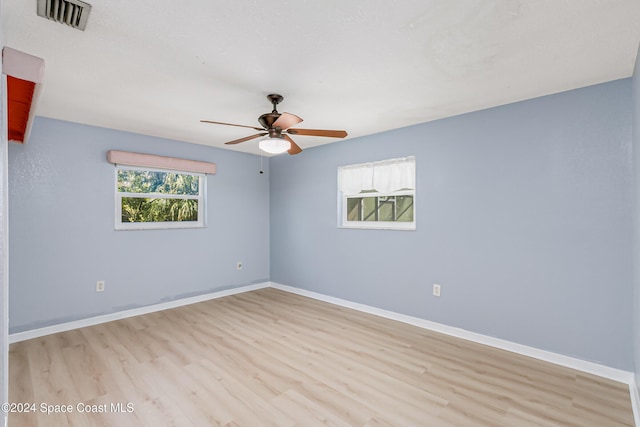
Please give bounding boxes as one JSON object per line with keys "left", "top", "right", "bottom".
{"left": 259, "top": 137, "right": 290, "bottom": 154}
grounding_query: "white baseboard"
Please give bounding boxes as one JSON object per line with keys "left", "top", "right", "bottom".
{"left": 269, "top": 282, "right": 634, "bottom": 385}
{"left": 630, "top": 376, "right": 640, "bottom": 427}
{"left": 8, "top": 282, "right": 270, "bottom": 344}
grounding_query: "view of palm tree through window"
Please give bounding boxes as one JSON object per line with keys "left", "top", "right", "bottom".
{"left": 117, "top": 169, "right": 200, "bottom": 223}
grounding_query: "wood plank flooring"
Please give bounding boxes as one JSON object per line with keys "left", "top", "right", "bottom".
{"left": 8, "top": 288, "right": 635, "bottom": 426}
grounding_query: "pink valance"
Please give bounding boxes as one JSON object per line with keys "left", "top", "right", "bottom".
{"left": 106, "top": 150, "right": 217, "bottom": 175}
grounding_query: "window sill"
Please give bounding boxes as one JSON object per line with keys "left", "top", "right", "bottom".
{"left": 338, "top": 223, "right": 416, "bottom": 231}
{"left": 115, "top": 223, "right": 206, "bottom": 231}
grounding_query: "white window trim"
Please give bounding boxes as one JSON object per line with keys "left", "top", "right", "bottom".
{"left": 337, "top": 156, "right": 416, "bottom": 231}
{"left": 114, "top": 165, "right": 207, "bottom": 231}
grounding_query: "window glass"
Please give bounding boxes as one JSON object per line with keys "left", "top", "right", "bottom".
{"left": 115, "top": 167, "right": 205, "bottom": 230}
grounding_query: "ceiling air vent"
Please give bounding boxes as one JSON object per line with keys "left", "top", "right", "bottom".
{"left": 37, "top": 0, "right": 91, "bottom": 31}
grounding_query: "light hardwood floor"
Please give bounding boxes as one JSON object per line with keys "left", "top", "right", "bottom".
{"left": 8, "top": 288, "right": 635, "bottom": 426}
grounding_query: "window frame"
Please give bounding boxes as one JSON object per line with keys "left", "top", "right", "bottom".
{"left": 114, "top": 165, "right": 207, "bottom": 231}
{"left": 338, "top": 157, "right": 416, "bottom": 231}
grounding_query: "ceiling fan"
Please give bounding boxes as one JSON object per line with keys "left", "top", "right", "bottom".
{"left": 201, "top": 94, "right": 348, "bottom": 155}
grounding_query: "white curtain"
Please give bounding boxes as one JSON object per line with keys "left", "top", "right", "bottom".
{"left": 338, "top": 156, "right": 415, "bottom": 195}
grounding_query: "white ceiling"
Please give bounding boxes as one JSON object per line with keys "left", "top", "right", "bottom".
{"left": 3, "top": 1, "right": 640, "bottom": 155}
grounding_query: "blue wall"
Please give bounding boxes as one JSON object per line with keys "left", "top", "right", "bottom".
{"left": 8, "top": 118, "right": 270, "bottom": 333}
{"left": 271, "top": 79, "right": 634, "bottom": 370}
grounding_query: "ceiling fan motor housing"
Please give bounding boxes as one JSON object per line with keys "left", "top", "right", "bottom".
{"left": 258, "top": 112, "right": 281, "bottom": 130}
{"left": 258, "top": 93, "right": 286, "bottom": 129}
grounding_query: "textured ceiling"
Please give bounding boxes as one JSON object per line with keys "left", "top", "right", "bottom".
{"left": 3, "top": 0, "right": 640, "bottom": 155}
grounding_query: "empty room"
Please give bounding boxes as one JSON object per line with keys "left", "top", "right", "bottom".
{"left": 1, "top": 1, "right": 640, "bottom": 426}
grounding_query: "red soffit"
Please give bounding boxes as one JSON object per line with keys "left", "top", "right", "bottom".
{"left": 7, "top": 76, "right": 36, "bottom": 143}
{"left": 2, "top": 47, "right": 45, "bottom": 144}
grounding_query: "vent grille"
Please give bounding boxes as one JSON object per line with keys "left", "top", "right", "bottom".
{"left": 37, "top": 0, "right": 91, "bottom": 31}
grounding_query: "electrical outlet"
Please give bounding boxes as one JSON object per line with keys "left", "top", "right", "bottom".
{"left": 433, "top": 284, "right": 441, "bottom": 297}
{"left": 236, "top": 262, "right": 243, "bottom": 270}
{"left": 96, "top": 280, "right": 105, "bottom": 292}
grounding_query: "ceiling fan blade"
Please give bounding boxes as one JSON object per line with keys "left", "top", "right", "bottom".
{"left": 286, "top": 128, "right": 348, "bottom": 138}
{"left": 224, "top": 133, "right": 267, "bottom": 145}
{"left": 273, "top": 112, "right": 303, "bottom": 130}
{"left": 201, "top": 120, "right": 264, "bottom": 131}
{"left": 283, "top": 134, "right": 302, "bottom": 155}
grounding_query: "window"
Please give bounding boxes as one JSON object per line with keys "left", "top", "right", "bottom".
{"left": 115, "top": 166, "right": 206, "bottom": 230}
{"left": 338, "top": 156, "right": 415, "bottom": 230}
